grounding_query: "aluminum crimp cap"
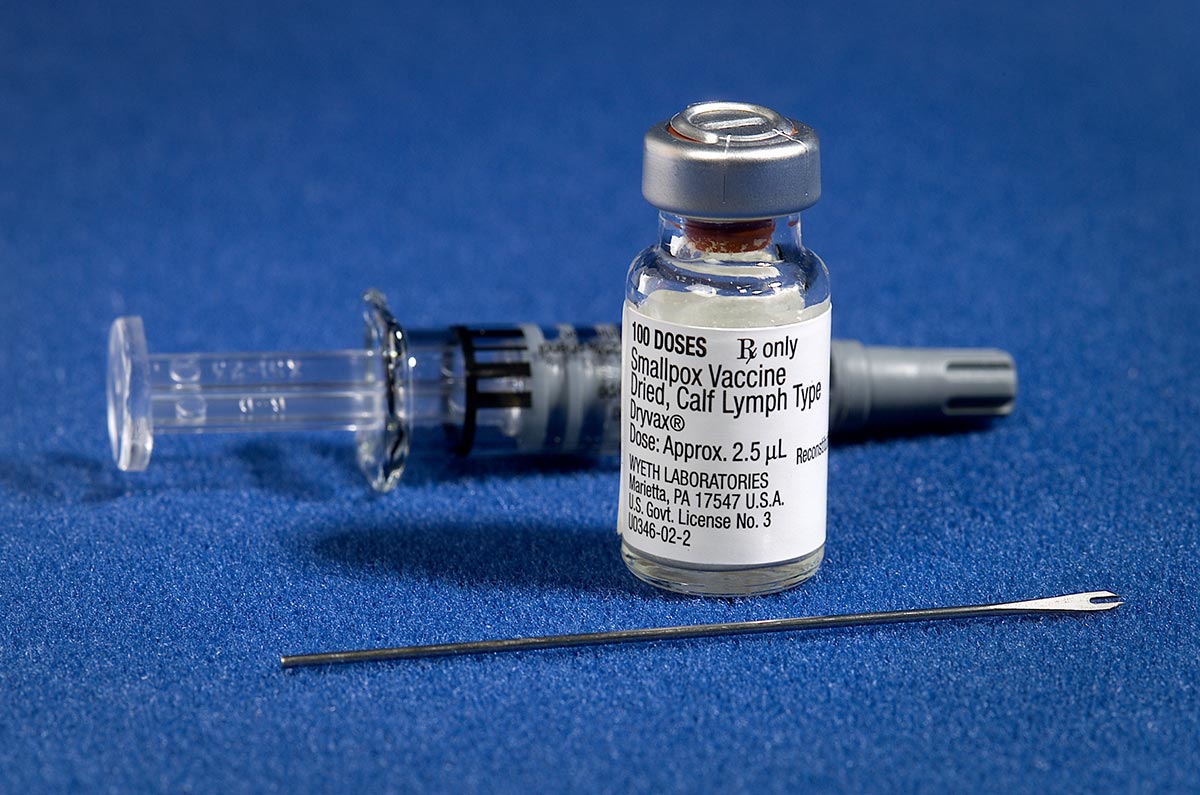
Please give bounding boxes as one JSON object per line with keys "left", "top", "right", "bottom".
{"left": 642, "top": 101, "right": 820, "bottom": 221}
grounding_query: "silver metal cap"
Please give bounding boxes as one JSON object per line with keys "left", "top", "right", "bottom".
{"left": 642, "top": 101, "right": 820, "bottom": 220}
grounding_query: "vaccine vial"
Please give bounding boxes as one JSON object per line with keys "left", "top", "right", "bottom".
{"left": 619, "top": 101, "right": 832, "bottom": 596}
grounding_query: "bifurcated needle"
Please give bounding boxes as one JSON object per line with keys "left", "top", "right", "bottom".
{"left": 279, "top": 590, "right": 1121, "bottom": 669}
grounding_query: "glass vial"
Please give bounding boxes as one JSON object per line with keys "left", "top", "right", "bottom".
{"left": 619, "top": 102, "right": 832, "bottom": 596}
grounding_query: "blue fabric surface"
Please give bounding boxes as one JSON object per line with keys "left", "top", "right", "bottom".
{"left": 2, "top": 2, "right": 1198, "bottom": 792}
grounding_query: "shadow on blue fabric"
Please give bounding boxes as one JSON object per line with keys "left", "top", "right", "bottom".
{"left": 300, "top": 517, "right": 636, "bottom": 594}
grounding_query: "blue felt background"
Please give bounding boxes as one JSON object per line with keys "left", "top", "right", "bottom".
{"left": 2, "top": 1, "right": 1198, "bottom": 792}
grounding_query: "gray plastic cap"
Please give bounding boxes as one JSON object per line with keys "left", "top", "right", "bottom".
{"left": 642, "top": 101, "right": 820, "bottom": 220}
{"left": 829, "top": 341, "right": 1017, "bottom": 434}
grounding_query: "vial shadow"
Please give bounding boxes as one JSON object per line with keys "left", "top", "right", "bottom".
{"left": 300, "top": 516, "right": 638, "bottom": 594}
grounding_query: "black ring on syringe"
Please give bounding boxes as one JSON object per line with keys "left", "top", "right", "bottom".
{"left": 451, "top": 325, "right": 535, "bottom": 456}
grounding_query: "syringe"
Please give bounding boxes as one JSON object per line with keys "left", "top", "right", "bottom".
{"left": 107, "top": 289, "right": 1016, "bottom": 492}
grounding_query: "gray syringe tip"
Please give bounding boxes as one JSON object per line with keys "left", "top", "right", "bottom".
{"left": 829, "top": 340, "right": 1017, "bottom": 434}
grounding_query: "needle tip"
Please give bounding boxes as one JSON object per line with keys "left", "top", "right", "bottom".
{"left": 1088, "top": 591, "right": 1123, "bottom": 610}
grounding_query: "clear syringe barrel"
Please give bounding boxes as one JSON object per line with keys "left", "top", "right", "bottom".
{"left": 108, "top": 290, "right": 624, "bottom": 491}
{"left": 142, "top": 350, "right": 385, "bottom": 434}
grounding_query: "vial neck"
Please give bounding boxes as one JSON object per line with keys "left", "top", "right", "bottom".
{"left": 659, "top": 213, "right": 801, "bottom": 259}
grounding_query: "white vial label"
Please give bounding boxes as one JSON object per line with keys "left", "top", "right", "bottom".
{"left": 618, "top": 304, "right": 831, "bottom": 567}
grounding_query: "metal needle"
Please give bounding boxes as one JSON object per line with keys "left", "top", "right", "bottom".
{"left": 279, "top": 590, "right": 1121, "bottom": 669}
